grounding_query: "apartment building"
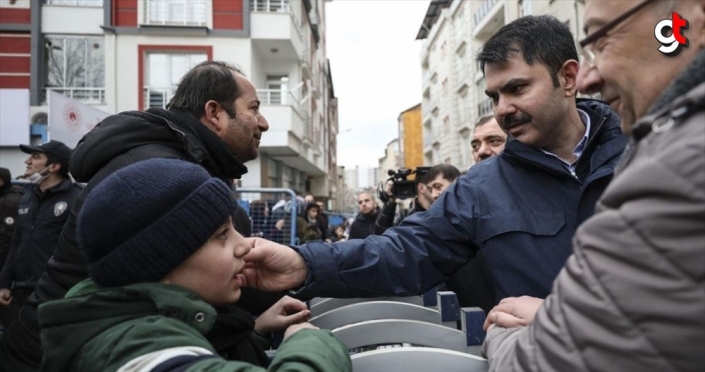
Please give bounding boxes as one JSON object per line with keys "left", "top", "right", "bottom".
{"left": 0, "top": 0, "right": 338, "bottom": 200}
{"left": 377, "top": 138, "right": 399, "bottom": 186}
{"left": 397, "top": 103, "right": 423, "bottom": 171}
{"left": 416, "top": 0, "right": 586, "bottom": 170}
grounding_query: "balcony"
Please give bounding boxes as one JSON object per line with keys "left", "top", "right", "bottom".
{"left": 251, "top": 0, "right": 307, "bottom": 63}
{"left": 473, "top": 0, "right": 505, "bottom": 40}
{"left": 142, "top": 0, "right": 207, "bottom": 27}
{"left": 477, "top": 97, "right": 493, "bottom": 118}
{"left": 258, "top": 88, "right": 324, "bottom": 175}
{"left": 46, "top": 87, "right": 105, "bottom": 105}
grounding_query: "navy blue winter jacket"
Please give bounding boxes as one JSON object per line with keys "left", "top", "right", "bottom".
{"left": 294, "top": 100, "right": 628, "bottom": 302}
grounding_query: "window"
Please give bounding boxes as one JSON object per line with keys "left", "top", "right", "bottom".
{"left": 144, "top": 53, "right": 207, "bottom": 109}
{"left": 45, "top": 36, "right": 105, "bottom": 103}
{"left": 266, "top": 75, "right": 289, "bottom": 104}
{"left": 520, "top": 0, "right": 532, "bottom": 17}
{"left": 45, "top": 0, "right": 104, "bottom": 6}
{"left": 144, "top": 0, "right": 207, "bottom": 26}
{"left": 461, "top": 132, "right": 471, "bottom": 166}
{"left": 442, "top": 116, "right": 450, "bottom": 135}
{"left": 282, "top": 165, "right": 294, "bottom": 190}
{"left": 268, "top": 158, "right": 280, "bottom": 187}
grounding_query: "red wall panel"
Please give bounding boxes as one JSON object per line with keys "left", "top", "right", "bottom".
{"left": 212, "top": 0, "right": 243, "bottom": 30}
{"left": 0, "top": 75, "right": 30, "bottom": 89}
{"left": 0, "top": 35, "right": 30, "bottom": 54}
{"left": 0, "top": 8, "right": 31, "bottom": 24}
{"left": 113, "top": 0, "right": 137, "bottom": 27}
{"left": 0, "top": 56, "right": 30, "bottom": 73}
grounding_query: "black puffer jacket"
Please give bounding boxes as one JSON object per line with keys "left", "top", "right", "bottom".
{"left": 0, "top": 179, "right": 81, "bottom": 290}
{"left": 348, "top": 209, "right": 379, "bottom": 239}
{"left": 16, "top": 108, "right": 266, "bottom": 347}
{"left": 0, "top": 170, "right": 21, "bottom": 270}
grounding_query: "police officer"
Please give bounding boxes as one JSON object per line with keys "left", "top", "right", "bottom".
{"left": 0, "top": 141, "right": 81, "bottom": 328}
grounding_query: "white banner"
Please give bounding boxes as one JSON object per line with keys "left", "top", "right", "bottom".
{"left": 0, "top": 89, "right": 30, "bottom": 146}
{"left": 48, "top": 90, "right": 109, "bottom": 148}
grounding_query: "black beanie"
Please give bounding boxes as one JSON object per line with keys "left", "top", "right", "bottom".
{"left": 78, "top": 158, "right": 235, "bottom": 287}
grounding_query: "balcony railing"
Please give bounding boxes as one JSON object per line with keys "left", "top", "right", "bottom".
{"left": 44, "top": 0, "right": 103, "bottom": 6}
{"left": 477, "top": 97, "right": 493, "bottom": 117}
{"left": 144, "top": 87, "right": 173, "bottom": 109}
{"left": 144, "top": 0, "right": 206, "bottom": 26}
{"left": 46, "top": 87, "right": 105, "bottom": 104}
{"left": 474, "top": 0, "right": 500, "bottom": 28}
{"left": 251, "top": 0, "right": 290, "bottom": 13}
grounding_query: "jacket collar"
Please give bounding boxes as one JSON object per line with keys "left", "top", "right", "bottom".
{"left": 144, "top": 108, "right": 248, "bottom": 180}
{"left": 501, "top": 100, "right": 623, "bottom": 176}
{"left": 65, "top": 279, "right": 217, "bottom": 334}
{"left": 633, "top": 50, "right": 705, "bottom": 142}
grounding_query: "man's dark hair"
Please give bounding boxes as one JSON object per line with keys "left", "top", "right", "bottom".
{"left": 167, "top": 61, "right": 244, "bottom": 119}
{"left": 476, "top": 15, "right": 578, "bottom": 87}
{"left": 426, "top": 164, "right": 461, "bottom": 183}
{"left": 45, "top": 154, "right": 69, "bottom": 178}
{"left": 475, "top": 115, "right": 495, "bottom": 129}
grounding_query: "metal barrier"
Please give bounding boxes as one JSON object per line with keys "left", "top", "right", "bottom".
{"left": 237, "top": 188, "right": 298, "bottom": 245}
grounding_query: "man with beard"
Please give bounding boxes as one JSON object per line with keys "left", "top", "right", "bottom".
{"left": 0, "top": 61, "right": 271, "bottom": 371}
{"left": 241, "top": 16, "right": 629, "bottom": 309}
{"left": 348, "top": 191, "right": 379, "bottom": 239}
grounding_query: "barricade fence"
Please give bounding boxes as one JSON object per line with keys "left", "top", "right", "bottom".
{"left": 237, "top": 188, "right": 299, "bottom": 245}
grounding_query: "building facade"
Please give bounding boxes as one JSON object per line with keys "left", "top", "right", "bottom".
{"left": 397, "top": 103, "right": 423, "bottom": 171}
{"left": 377, "top": 138, "right": 399, "bottom": 188}
{"left": 416, "top": 0, "right": 586, "bottom": 170}
{"left": 0, "top": 0, "right": 338, "bottom": 199}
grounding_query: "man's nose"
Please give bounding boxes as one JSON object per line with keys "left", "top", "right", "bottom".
{"left": 478, "top": 142, "right": 492, "bottom": 158}
{"left": 577, "top": 64, "right": 603, "bottom": 95}
{"left": 494, "top": 96, "right": 516, "bottom": 118}
{"left": 258, "top": 114, "right": 270, "bottom": 132}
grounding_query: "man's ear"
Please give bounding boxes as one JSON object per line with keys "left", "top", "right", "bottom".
{"left": 559, "top": 60, "right": 580, "bottom": 98}
{"left": 202, "top": 100, "right": 225, "bottom": 133}
{"left": 47, "top": 162, "right": 61, "bottom": 174}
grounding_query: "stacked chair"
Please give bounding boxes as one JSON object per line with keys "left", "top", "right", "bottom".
{"left": 305, "top": 288, "right": 490, "bottom": 372}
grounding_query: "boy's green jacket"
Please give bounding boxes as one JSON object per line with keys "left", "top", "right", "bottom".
{"left": 38, "top": 280, "right": 351, "bottom": 372}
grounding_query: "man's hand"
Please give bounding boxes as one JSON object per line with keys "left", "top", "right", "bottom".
{"left": 254, "top": 295, "right": 311, "bottom": 333}
{"left": 283, "top": 322, "right": 318, "bottom": 341}
{"left": 384, "top": 180, "right": 396, "bottom": 203}
{"left": 241, "top": 237, "right": 308, "bottom": 292}
{"left": 0, "top": 288, "right": 12, "bottom": 306}
{"left": 484, "top": 296, "right": 544, "bottom": 330}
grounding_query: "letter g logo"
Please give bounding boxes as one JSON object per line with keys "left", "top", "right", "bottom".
{"left": 655, "top": 12, "right": 689, "bottom": 56}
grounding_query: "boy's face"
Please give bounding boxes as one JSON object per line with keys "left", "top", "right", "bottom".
{"left": 162, "top": 217, "right": 250, "bottom": 306}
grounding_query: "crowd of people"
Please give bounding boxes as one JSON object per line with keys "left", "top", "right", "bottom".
{"left": 0, "top": 0, "right": 702, "bottom": 371}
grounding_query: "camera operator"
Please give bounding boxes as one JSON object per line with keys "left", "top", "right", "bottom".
{"left": 375, "top": 164, "right": 459, "bottom": 235}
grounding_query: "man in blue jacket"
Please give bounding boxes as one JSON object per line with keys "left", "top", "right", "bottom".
{"left": 242, "top": 16, "right": 628, "bottom": 303}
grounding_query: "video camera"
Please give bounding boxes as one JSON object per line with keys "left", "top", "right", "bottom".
{"left": 379, "top": 167, "right": 430, "bottom": 202}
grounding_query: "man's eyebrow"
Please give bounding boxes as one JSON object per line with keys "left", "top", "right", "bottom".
{"left": 252, "top": 100, "right": 261, "bottom": 106}
{"left": 485, "top": 78, "right": 530, "bottom": 96}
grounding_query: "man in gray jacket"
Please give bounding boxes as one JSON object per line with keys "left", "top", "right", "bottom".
{"left": 481, "top": 0, "right": 704, "bottom": 371}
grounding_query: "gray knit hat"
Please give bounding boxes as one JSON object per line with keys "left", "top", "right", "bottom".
{"left": 77, "top": 158, "right": 234, "bottom": 287}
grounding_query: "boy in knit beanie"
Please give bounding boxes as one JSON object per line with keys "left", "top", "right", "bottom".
{"left": 36, "top": 159, "right": 351, "bottom": 372}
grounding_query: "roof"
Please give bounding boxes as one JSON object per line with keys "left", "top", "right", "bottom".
{"left": 415, "top": 0, "right": 452, "bottom": 40}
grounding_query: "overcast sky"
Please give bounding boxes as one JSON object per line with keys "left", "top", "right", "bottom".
{"left": 327, "top": 0, "right": 431, "bottom": 170}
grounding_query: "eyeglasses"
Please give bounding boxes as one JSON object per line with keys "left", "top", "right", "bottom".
{"left": 578, "top": 0, "right": 658, "bottom": 68}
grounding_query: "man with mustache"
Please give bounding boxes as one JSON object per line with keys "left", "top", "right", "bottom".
{"left": 0, "top": 61, "right": 270, "bottom": 371}
{"left": 242, "top": 16, "right": 628, "bottom": 311}
{"left": 480, "top": 0, "right": 704, "bottom": 370}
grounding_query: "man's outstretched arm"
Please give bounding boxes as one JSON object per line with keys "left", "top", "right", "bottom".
{"left": 243, "top": 178, "right": 479, "bottom": 299}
